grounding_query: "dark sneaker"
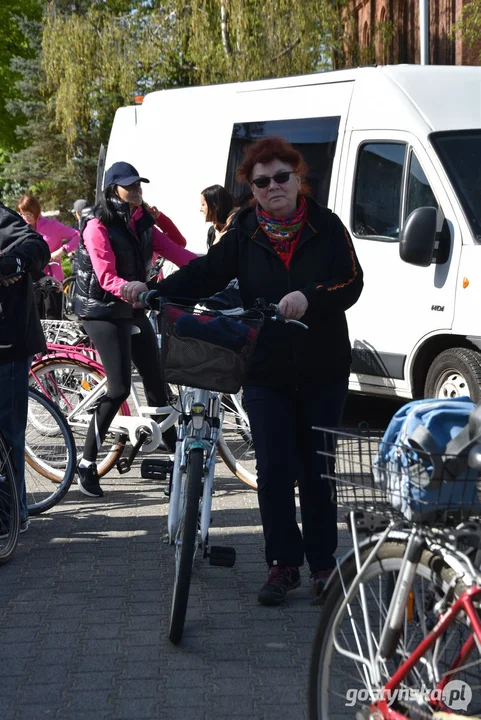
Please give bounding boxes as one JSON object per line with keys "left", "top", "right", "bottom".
{"left": 257, "top": 566, "right": 301, "bottom": 606}
{"left": 20, "top": 519, "right": 30, "bottom": 534}
{"left": 77, "top": 464, "right": 104, "bottom": 497}
{"left": 311, "top": 568, "right": 334, "bottom": 597}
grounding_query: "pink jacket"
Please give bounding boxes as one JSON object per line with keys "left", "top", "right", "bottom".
{"left": 82, "top": 206, "right": 196, "bottom": 301}
{"left": 36, "top": 215, "right": 80, "bottom": 281}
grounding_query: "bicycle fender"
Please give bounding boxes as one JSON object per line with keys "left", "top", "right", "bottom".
{"left": 311, "top": 527, "right": 411, "bottom": 607}
{"left": 188, "top": 441, "right": 205, "bottom": 452}
{"left": 30, "top": 352, "right": 131, "bottom": 416}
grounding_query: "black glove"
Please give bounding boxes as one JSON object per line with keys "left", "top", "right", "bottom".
{"left": 0, "top": 255, "right": 25, "bottom": 279}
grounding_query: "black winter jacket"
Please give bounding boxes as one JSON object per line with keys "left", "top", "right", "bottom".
{"left": 75, "top": 199, "right": 155, "bottom": 320}
{"left": 0, "top": 203, "right": 50, "bottom": 363}
{"left": 148, "top": 198, "right": 363, "bottom": 388}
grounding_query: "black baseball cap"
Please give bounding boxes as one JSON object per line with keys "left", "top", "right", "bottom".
{"left": 72, "top": 199, "right": 89, "bottom": 213}
{"left": 104, "top": 162, "right": 150, "bottom": 188}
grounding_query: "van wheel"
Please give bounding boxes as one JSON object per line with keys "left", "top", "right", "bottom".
{"left": 424, "top": 347, "right": 481, "bottom": 401}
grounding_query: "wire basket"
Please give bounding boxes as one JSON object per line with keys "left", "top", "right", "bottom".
{"left": 41, "top": 319, "right": 88, "bottom": 346}
{"left": 316, "top": 427, "right": 481, "bottom": 525}
{"left": 158, "top": 303, "right": 263, "bottom": 394}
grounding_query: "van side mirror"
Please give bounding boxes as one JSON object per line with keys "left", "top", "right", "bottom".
{"left": 399, "top": 207, "right": 437, "bottom": 267}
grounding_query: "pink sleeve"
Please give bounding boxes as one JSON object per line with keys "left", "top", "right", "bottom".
{"left": 155, "top": 211, "right": 187, "bottom": 247}
{"left": 51, "top": 218, "right": 80, "bottom": 253}
{"left": 152, "top": 226, "right": 197, "bottom": 266}
{"left": 82, "top": 218, "right": 128, "bottom": 300}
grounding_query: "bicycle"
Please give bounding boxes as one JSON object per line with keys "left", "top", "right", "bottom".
{"left": 25, "top": 386, "right": 77, "bottom": 515}
{"left": 0, "top": 430, "right": 20, "bottom": 564}
{"left": 0, "top": 386, "right": 74, "bottom": 559}
{"left": 30, "top": 327, "right": 257, "bottom": 487}
{"left": 137, "top": 292, "right": 307, "bottom": 644}
{"left": 308, "top": 427, "right": 481, "bottom": 719}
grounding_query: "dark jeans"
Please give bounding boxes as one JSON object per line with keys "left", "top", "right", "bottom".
{"left": 243, "top": 379, "right": 348, "bottom": 572}
{"left": 0, "top": 358, "right": 31, "bottom": 523}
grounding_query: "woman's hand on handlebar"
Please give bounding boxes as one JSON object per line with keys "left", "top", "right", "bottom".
{"left": 120, "top": 281, "right": 148, "bottom": 307}
{"left": 278, "top": 291, "right": 308, "bottom": 320}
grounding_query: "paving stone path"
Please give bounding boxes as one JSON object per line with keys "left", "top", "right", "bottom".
{"left": 0, "top": 394, "right": 398, "bottom": 719}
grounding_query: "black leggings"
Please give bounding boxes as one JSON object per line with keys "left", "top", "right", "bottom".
{"left": 82, "top": 315, "right": 176, "bottom": 461}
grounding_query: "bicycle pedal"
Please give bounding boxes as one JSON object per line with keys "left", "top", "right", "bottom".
{"left": 207, "top": 546, "right": 236, "bottom": 568}
{"left": 141, "top": 458, "right": 173, "bottom": 480}
{"left": 116, "top": 458, "right": 131, "bottom": 474}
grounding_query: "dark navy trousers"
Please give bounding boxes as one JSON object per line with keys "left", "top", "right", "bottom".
{"left": 0, "top": 357, "right": 31, "bottom": 523}
{"left": 243, "top": 379, "right": 348, "bottom": 571}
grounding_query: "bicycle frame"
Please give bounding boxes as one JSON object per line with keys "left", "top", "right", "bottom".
{"left": 168, "top": 387, "right": 222, "bottom": 547}
{"left": 30, "top": 350, "right": 181, "bottom": 451}
{"left": 330, "top": 519, "right": 481, "bottom": 719}
{"left": 377, "top": 585, "right": 481, "bottom": 718}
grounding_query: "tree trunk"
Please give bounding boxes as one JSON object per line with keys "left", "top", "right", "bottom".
{"left": 220, "top": 0, "right": 232, "bottom": 57}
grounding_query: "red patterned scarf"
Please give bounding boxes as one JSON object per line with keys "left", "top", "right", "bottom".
{"left": 256, "top": 196, "right": 308, "bottom": 268}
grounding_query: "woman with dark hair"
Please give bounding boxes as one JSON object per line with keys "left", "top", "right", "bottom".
{"left": 74, "top": 161, "right": 196, "bottom": 498}
{"left": 122, "top": 137, "right": 364, "bottom": 605}
{"left": 200, "top": 184, "right": 236, "bottom": 248}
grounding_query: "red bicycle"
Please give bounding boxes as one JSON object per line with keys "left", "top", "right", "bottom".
{"left": 309, "top": 429, "right": 481, "bottom": 719}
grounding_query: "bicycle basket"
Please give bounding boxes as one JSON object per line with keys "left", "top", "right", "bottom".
{"left": 159, "top": 303, "right": 263, "bottom": 394}
{"left": 41, "top": 319, "right": 87, "bottom": 346}
{"left": 316, "top": 427, "right": 481, "bottom": 526}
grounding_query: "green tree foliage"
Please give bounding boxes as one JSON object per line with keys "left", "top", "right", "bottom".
{"left": 453, "top": 0, "right": 481, "bottom": 58}
{"left": 0, "top": 0, "right": 42, "bottom": 151}
{"left": 0, "top": 16, "right": 96, "bottom": 215}
{"left": 1, "top": 0, "right": 393, "bottom": 212}
{"left": 42, "top": 0, "right": 394, "bottom": 149}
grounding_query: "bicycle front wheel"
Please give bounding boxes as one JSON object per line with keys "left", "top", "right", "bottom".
{"left": 309, "top": 539, "right": 481, "bottom": 719}
{"left": 29, "top": 357, "right": 126, "bottom": 477}
{"left": 0, "top": 432, "right": 20, "bottom": 564}
{"left": 25, "top": 388, "right": 77, "bottom": 515}
{"left": 169, "top": 447, "right": 203, "bottom": 645}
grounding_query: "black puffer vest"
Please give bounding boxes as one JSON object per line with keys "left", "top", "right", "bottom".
{"left": 75, "top": 199, "right": 155, "bottom": 320}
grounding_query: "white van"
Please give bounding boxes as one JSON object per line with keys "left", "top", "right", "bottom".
{"left": 104, "top": 64, "right": 481, "bottom": 402}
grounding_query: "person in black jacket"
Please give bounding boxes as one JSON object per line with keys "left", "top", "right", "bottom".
{"left": 0, "top": 202, "right": 50, "bottom": 533}
{"left": 121, "top": 137, "right": 363, "bottom": 605}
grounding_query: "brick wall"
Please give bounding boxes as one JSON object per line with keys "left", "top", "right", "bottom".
{"left": 346, "top": 0, "right": 480, "bottom": 65}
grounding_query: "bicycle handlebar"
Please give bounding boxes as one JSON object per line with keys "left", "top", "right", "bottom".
{"left": 33, "top": 278, "right": 62, "bottom": 293}
{"left": 137, "top": 291, "right": 308, "bottom": 330}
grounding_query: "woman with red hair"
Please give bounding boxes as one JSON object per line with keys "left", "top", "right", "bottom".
{"left": 17, "top": 194, "right": 80, "bottom": 318}
{"left": 17, "top": 194, "right": 80, "bottom": 282}
{"left": 122, "top": 137, "right": 364, "bottom": 605}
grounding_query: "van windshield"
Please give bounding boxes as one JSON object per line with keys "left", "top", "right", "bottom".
{"left": 431, "top": 130, "right": 481, "bottom": 240}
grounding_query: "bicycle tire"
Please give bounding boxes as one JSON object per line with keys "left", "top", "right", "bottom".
{"left": 218, "top": 392, "right": 257, "bottom": 489}
{"left": 308, "top": 538, "right": 481, "bottom": 719}
{"left": 62, "top": 275, "right": 77, "bottom": 319}
{"left": 169, "top": 447, "right": 203, "bottom": 645}
{"left": 0, "top": 431, "right": 20, "bottom": 564}
{"left": 25, "top": 388, "right": 77, "bottom": 515}
{"left": 29, "top": 357, "right": 126, "bottom": 478}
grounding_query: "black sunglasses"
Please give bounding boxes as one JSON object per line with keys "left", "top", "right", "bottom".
{"left": 251, "top": 170, "right": 296, "bottom": 189}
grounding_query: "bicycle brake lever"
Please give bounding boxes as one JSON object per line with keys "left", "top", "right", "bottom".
{"left": 285, "top": 318, "right": 308, "bottom": 330}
